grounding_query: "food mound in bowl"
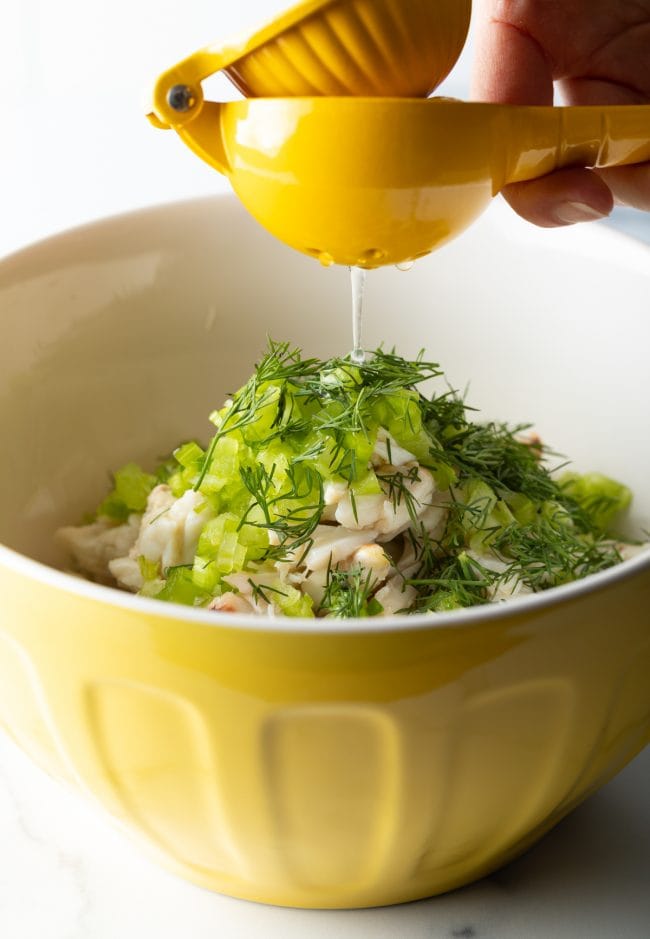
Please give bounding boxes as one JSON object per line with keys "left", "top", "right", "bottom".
{"left": 58, "top": 341, "right": 648, "bottom": 618}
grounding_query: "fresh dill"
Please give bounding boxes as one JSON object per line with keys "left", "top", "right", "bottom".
{"left": 319, "top": 563, "right": 384, "bottom": 619}
{"left": 409, "top": 552, "right": 493, "bottom": 612}
{"left": 109, "top": 337, "right": 638, "bottom": 616}
{"left": 491, "top": 520, "right": 623, "bottom": 590}
{"left": 375, "top": 465, "right": 422, "bottom": 523}
{"left": 238, "top": 462, "right": 325, "bottom": 561}
{"left": 247, "top": 579, "right": 289, "bottom": 606}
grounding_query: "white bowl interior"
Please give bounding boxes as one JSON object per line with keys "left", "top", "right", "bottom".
{"left": 0, "top": 196, "right": 648, "bottom": 568}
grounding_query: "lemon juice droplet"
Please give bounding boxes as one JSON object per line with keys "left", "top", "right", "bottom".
{"left": 396, "top": 260, "right": 415, "bottom": 272}
{"left": 319, "top": 252, "right": 335, "bottom": 268}
{"left": 350, "top": 266, "right": 368, "bottom": 364}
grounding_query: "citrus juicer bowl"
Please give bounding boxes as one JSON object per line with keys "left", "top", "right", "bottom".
{"left": 152, "top": 96, "right": 650, "bottom": 268}
{"left": 149, "top": 0, "right": 472, "bottom": 125}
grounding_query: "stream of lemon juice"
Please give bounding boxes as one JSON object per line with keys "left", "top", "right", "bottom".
{"left": 349, "top": 262, "right": 414, "bottom": 364}
{"left": 350, "top": 267, "right": 367, "bottom": 364}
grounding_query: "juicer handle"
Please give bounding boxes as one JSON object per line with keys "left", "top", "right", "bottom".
{"left": 502, "top": 105, "right": 650, "bottom": 186}
{"left": 147, "top": 46, "right": 239, "bottom": 130}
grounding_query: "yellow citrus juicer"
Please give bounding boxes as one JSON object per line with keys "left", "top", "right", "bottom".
{"left": 148, "top": 2, "right": 650, "bottom": 269}
{"left": 151, "top": 97, "right": 650, "bottom": 269}
{"left": 148, "top": 0, "right": 472, "bottom": 108}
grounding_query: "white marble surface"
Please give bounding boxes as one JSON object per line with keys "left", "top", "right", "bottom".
{"left": 0, "top": 733, "right": 648, "bottom": 939}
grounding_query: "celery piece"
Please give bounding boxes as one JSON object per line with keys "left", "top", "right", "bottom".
{"left": 174, "top": 441, "right": 205, "bottom": 469}
{"left": 560, "top": 472, "right": 632, "bottom": 534}
{"left": 155, "top": 566, "right": 211, "bottom": 607}
{"left": 98, "top": 463, "right": 158, "bottom": 521}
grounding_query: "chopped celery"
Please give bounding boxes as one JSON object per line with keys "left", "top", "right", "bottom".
{"left": 273, "top": 585, "right": 315, "bottom": 618}
{"left": 98, "top": 463, "right": 158, "bottom": 521}
{"left": 138, "top": 556, "right": 160, "bottom": 582}
{"left": 352, "top": 470, "right": 383, "bottom": 497}
{"left": 154, "top": 566, "right": 211, "bottom": 606}
{"left": 503, "top": 492, "right": 537, "bottom": 525}
{"left": 85, "top": 340, "right": 640, "bottom": 618}
{"left": 561, "top": 472, "right": 632, "bottom": 534}
{"left": 174, "top": 441, "right": 205, "bottom": 469}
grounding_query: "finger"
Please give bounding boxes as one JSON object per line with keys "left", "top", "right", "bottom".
{"left": 471, "top": 1, "right": 553, "bottom": 105}
{"left": 501, "top": 167, "right": 614, "bottom": 227}
{"left": 596, "top": 164, "right": 650, "bottom": 212}
{"left": 561, "top": 79, "right": 650, "bottom": 213}
{"left": 471, "top": 2, "right": 649, "bottom": 225}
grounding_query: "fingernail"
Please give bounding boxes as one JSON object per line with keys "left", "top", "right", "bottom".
{"left": 554, "top": 201, "right": 608, "bottom": 225}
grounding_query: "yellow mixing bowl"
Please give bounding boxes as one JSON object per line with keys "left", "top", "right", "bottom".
{"left": 153, "top": 97, "right": 650, "bottom": 268}
{"left": 149, "top": 0, "right": 471, "bottom": 123}
{"left": 0, "top": 197, "right": 649, "bottom": 908}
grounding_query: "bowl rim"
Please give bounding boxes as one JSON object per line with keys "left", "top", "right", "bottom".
{"left": 1, "top": 540, "right": 649, "bottom": 634}
{"left": 1, "top": 195, "right": 649, "bottom": 635}
{"left": 1, "top": 191, "right": 648, "bottom": 273}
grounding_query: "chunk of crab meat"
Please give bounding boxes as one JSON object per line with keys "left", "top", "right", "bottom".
{"left": 376, "top": 464, "right": 435, "bottom": 541}
{"left": 352, "top": 543, "right": 393, "bottom": 583}
{"left": 324, "top": 481, "right": 347, "bottom": 504}
{"left": 616, "top": 541, "right": 650, "bottom": 562}
{"left": 489, "top": 580, "right": 533, "bottom": 602}
{"left": 298, "top": 568, "right": 330, "bottom": 607}
{"left": 322, "top": 481, "right": 348, "bottom": 522}
{"left": 392, "top": 505, "right": 447, "bottom": 583}
{"left": 108, "top": 555, "right": 145, "bottom": 592}
{"left": 209, "top": 593, "right": 260, "bottom": 615}
{"left": 222, "top": 571, "right": 285, "bottom": 614}
{"left": 371, "top": 428, "right": 416, "bottom": 468}
{"left": 467, "top": 550, "right": 509, "bottom": 577}
{"left": 222, "top": 572, "right": 257, "bottom": 595}
{"left": 394, "top": 537, "right": 421, "bottom": 581}
{"left": 335, "top": 492, "right": 386, "bottom": 530}
{"left": 375, "top": 577, "right": 418, "bottom": 615}
{"left": 322, "top": 481, "right": 384, "bottom": 529}
{"left": 57, "top": 514, "right": 140, "bottom": 584}
{"left": 321, "top": 482, "right": 348, "bottom": 522}
{"left": 135, "top": 485, "right": 212, "bottom": 571}
{"left": 467, "top": 550, "right": 533, "bottom": 602}
{"left": 286, "top": 525, "right": 379, "bottom": 572}
{"left": 419, "top": 504, "right": 448, "bottom": 540}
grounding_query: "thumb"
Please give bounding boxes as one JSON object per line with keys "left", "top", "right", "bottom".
{"left": 471, "top": 3, "right": 613, "bottom": 226}
{"left": 471, "top": 3, "right": 553, "bottom": 106}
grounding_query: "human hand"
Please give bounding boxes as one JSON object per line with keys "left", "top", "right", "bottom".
{"left": 472, "top": 0, "right": 650, "bottom": 226}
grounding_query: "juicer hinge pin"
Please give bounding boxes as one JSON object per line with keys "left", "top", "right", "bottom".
{"left": 167, "top": 84, "right": 198, "bottom": 114}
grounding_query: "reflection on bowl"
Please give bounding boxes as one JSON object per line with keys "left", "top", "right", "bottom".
{"left": 0, "top": 197, "right": 648, "bottom": 909}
